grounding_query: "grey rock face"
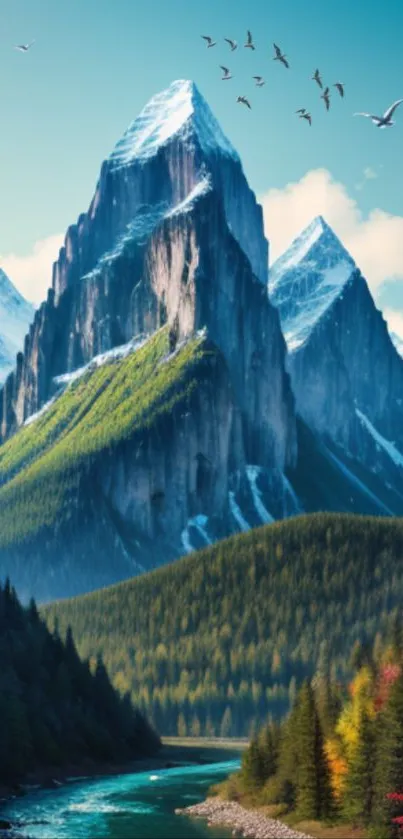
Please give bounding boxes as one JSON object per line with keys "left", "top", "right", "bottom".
{"left": 271, "top": 216, "right": 403, "bottom": 487}
{"left": 0, "top": 80, "right": 292, "bottom": 474}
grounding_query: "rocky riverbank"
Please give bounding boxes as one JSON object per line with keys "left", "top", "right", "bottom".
{"left": 176, "top": 798, "right": 313, "bottom": 839}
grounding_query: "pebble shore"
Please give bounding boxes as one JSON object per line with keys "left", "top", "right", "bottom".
{"left": 175, "top": 797, "right": 314, "bottom": 838}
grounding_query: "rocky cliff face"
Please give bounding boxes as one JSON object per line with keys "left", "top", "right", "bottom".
{"left": 0, "top": 80, "right": 300, "bottom": 600}
{"left": 270, "top": 216, "right": 403, "bottom": 492}
{"left": 0, "top": 80, "right": 294, "bottom": 473}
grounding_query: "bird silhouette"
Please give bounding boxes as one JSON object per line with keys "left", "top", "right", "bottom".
{"left": 224, "top": 38, "right": 237, "bottom": 51}
{"left": 244, "top": 30, "right": 255, "bottom": 50}
{"left": 15, "top": 40, "right": 35, "bottom": 52}
{"left": 300, "top": 112, "right": 312, "bottom": 125}
{"left": 321, "top": 87, "right": 331, "bottom": 111}
{"left": 237, "top": 95, "right": 252, "bottom": 109}
{"left": 201, "top": 35, "right": 216, "bottom": 47}
{"left": 296, "top": 108, "right": 307, "bottom": 114}
{"left": 312, "top": 69, "right": 323, "bottom": 89}
{"left": 354, "top": 98, "right": 403, "bottom": 128}
{"left": 273, "top": 43, "right": 289, "bottom": 68}
{"left": 334, "top": 82, "right": 345, "bottom": 98}
{"left": 220, "top": 66, "right": 233, "bottom": 80}
{"left": 253, "top": 75, "right": 265, "bottom": 87}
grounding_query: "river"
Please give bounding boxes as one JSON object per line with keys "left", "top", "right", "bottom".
{"left": 2, "top": 759, "right": 240, "bottom": 839}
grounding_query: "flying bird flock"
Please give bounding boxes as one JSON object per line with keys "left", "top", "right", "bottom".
{"left": 201, "top": 32, "right": 345, "bottom": 123}
{"left": 201, "top": 31, "right": 402, "bottom": 130}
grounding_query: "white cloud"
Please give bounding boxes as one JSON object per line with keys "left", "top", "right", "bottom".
{"left": 0, "top": 233, "right": 64, "bottom": 304}
{"left": 261, "top": 168, "right": 403, "bottom": 295}
{"left": 384, "top": 309, "right": 403, "bottom": 341}
{"left": 363, "top": 166, "right": 378, "bottom": 181}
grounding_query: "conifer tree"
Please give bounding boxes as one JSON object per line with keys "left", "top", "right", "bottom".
{"left": 371, "top": 674, "right": 403, "bottom": 838}
{"left": 342, "top": 708, "right": 375, "bottom": 826}
{"left": 294, "top": 681, "right": 333, "bottom": 820}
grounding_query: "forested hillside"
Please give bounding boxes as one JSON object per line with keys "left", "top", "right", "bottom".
{"left": 44, "top": 513, "right": 403, "bottom": 737}
{"left": 0, "top": 580, "right": 159, "bottom": 786}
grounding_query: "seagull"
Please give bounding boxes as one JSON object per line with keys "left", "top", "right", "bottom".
{"left": 296, "top": 108, "right": 307, "bottom": 114}
{"left": 224, "top": 38, "right": 237, "bottom": 51}
{"left": 312, "top": 69, "right": 323, "bottom": 89}
{"left": 253, "top": 75, "right": 265, "bottom": 87}
{"left": 220, "top": 66, "right": 233, "bottom": 80}
{"left": 354, "top": 98, "right": 403, "bottom": 128}
{"left": 334, "top": 82, "right": 345, "bottom": 98}
{"left": 300, "top": 112, "right": 312, "bottom": 126}
{"left": 201, "top": 35, "right": 216, "bottom": 47}
{"left": 273, "top": 43, "right": 289, "bottom": 68}
{"left": 237, "top": 95, "right": 251, "bottom": 109}
{"left": 244, "top": 30, "right": 255, "bottom": 50}
{"left": 15, "top": 40, "right": 35, "bottom": 52}
{"left": 321, "top": 86, "right": 331, "bottom": 111}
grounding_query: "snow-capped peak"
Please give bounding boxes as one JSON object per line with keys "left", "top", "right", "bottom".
{"left": 0, "top": 268, "right": 34, "bottom": 384}
{"left": 269, "top": 216, "right": 356, "bottom": 353}
{"left": 108, "top": 79, "right": 239, "bottom": 169}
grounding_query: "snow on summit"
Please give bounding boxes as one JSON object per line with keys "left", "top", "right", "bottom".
{"left": 269, "top": 216, "right": 356, "bottom": 352}
{"left": 108, "top": 79, "right": 239, "bottom": 169}
{"left": 0, "top": 269, "right": 34, "bottom": 384}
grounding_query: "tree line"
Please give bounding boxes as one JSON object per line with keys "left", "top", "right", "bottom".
{"left": 231, "top": 622, "right": 403, "bottom": 837}
{"left": 44, "top": 513, "right": 403, "bottom": 736}
{"left": 0, "top": 580, "right": 159, "bottom": 786}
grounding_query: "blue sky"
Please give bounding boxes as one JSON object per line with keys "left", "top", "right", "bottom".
{"left": 0, "top": 0, "right": 402, "bottom": 319}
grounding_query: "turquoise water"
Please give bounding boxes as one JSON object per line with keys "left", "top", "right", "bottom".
{"left": 2, "top": 759, "right": 240, "bottom": 839}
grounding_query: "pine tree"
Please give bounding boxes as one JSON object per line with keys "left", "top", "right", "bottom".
{"left": 241, "top": 737, "right": 266, "bottom": 789}
{"left": 294, "top": 681, "right": 333, "bottom": 820}
{"left": 371, "top": 674, "right": 403, "bottom": 838}
{"left": 343, "top": 708, "right": 375, "bottom": 826}
{"left": 220, "top": 707, "right": 233, "bottom": 738}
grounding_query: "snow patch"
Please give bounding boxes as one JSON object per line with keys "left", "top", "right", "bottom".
{"left": 270, "top": 217, "right": 356, "bottom": 354}
{"left": 166, "top": 176, "right": 211, "bottom": 218}
{"left": 23, "top": 395, "right": 60, "bottom": 427}
{"left": 181, "top": 514, "right": 212, "bottom": 553}
{"left": 229, "top": 491, "right": 250, "bottom": 531}
{"left": 356, "top": 409, "right": 403, "bottom": 469}
{"left": 53, "top": 334, "right": 149, "bottom": 387}
{"left": 108, "top": 79, "right": 239, "bottom": 169}
{"left": 246, "top": 465, "right": 275, "bottom": 524}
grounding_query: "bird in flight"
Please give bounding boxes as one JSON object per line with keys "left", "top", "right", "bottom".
{"left": 354, "top": 98, "right": 403, "bottom": 128}
{"left": 253, "top": 75, "right": 265, "bottom": 87}
{"left": 273, "top": 43, "right": 289, "bottom": 68}
{"left": 244, "top": 30, "right": 255, "bottom": 50}
{"left": 224, "top": 38, "right": 237, "bottom": 51}
{"left": 299, "top": 112, "right": 312, "bottom": 126}
{"left": 334, "top": 82, "right": 345, "bottom": 98}
{"left": 296, "top": 108, "right": 307, "bottom": 114}
{"left": 201, "top": 35, "right": 216, "bottom": 47}
{"left": 237, "top": 95, "right": 251, "bottom": 109}
{"left": 312, "top": 69, "right": 323, "bottom": 89}
{"left": 15, "top": 40, "right": 35, "bottom": 52}
{"left": 321, "top": 86, "right": 331, "bottom": 111}
{"left": 220, "top": 66, "right": 233, "bottom": 80}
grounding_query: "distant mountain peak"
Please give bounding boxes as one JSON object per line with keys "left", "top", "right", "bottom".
{"left": 108, "top": 79, "right": 240, "bottom": 170}
{"left": 269, "top": 216, "right": 356, "bottom": 352}
{"left": 0, "top": 267, "right": 34, "bottom": 384}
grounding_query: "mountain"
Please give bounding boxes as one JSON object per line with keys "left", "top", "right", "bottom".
{"left": 0, "top": 580, "right": 159, "bottom": 787}
{"left": 0, "top": 269, "right": 34, "bottom": 384}
{"left": 390, "top": 330, "right": 403, "bottom": 358}
{"left": 270, "top": 216, "right": 403, "bottom": 503}
{"left": 0, "top": 80, "right": 297, "bottom": 600}
{"left": 43, "top": 513, "right": 403, "bottom": 737}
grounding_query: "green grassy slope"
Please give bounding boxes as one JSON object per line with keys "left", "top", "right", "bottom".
{"left": 0, "top": 327, "right": 212, "bottom": 548}
{"left": 44, "top": 513, "right": 403, "bottom": 737}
